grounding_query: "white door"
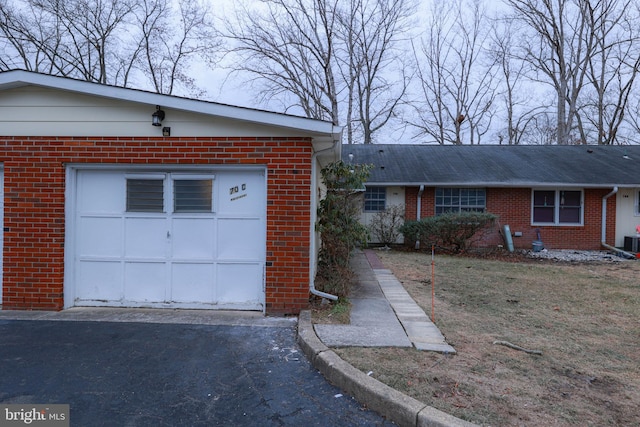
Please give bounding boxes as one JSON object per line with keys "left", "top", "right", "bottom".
{"left": 72, "top": 169, "right": 266, "bottom": 310}
{"left": 615, "top": 188, "right": 640, "bottom": 247}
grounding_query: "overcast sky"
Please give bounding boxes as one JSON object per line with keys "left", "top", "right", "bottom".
{"left": 190, "top": 0, "right": 257, "bottom": 110}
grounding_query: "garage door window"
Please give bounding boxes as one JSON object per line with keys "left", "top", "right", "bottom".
{"left": 174, "top": 179, "right": 213, "bottom": 212}
{"left": 126, "top": 179, "right": 164, "bottom": 212}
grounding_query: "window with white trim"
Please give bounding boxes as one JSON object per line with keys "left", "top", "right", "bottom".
{"left": 364, "top": 187, "right": 386, "bottom": 212}
{"left": 174, "top": 179, "right": 213, "bottom": 212}
{"left": 126, "top": 175, "right": 214, "bottom": 213}
{"left": 126, "top": 179, "right": 164, "bottom": 212}
{"left": 532, "top": 189, "right": 583, "bottom": 225}
{"left": 435, "top": 188, "right": 486, "bottom": 215}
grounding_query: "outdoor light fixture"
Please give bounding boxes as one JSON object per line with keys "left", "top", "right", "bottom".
{"left": 152, "top": 105, "right": 165, "bottom": 126}
{"left": 162, "top": 127, "right": 171, "bottom": 137}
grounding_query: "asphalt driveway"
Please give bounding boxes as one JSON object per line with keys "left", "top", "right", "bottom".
{"left": 0, "top": 317, "right": 393, "bottom": 426}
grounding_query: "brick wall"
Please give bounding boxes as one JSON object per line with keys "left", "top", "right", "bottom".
{"left": 0, "top": 136, "right": 313, "bottom": 314}
{"left": 407, "top": 186, "right": 614, "bottom": 251}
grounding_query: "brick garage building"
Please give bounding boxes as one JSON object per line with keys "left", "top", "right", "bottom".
{"left": 350, "top": 144, "right": 640, "bottom": 253}
{"left": 0, "top": 70, "right": 342, "bottom": 315}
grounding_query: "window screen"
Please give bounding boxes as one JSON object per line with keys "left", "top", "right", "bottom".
{"left": 126, "top": 179, "right": 164, "bottom": 212}
{"left": 174, "top": 179, "right": 213, "bottom": 212}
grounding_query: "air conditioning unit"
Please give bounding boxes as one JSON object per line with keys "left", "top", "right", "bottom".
{"left": 623, "top": 236, "right": 639, "bottom": 252}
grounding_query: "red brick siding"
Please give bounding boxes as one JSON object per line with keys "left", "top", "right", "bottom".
{"left": 405, "top": 187, "right": 435, "bottom": 221}
{"left": 408, "top": 186, "right": 614, "bottom": 250}
{"left": 1, "top": 136, "right": 313, "bottom": 314}
{"left": 405, "top": 188, "right": 417, "bottom": 221}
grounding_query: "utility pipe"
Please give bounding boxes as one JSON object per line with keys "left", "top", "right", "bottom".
{"left": 601, "top": 186, "right": 636, "bottom": 259}
{"left": 309, "top": 142, "right": 339, "bottom": 301}
{"left": 415, "top": 185, "right": 425, "bottom": 249}
{"left": 416, "top": 185, "right": 424, "bottom": 220}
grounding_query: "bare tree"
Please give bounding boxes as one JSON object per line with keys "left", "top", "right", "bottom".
{"left": 580, "top": 0, "right": 640, "bottom": 145}
{"left": 135, "top": 0, "right": 220, "bottom": 95}
{"left": 336, "top": 0, "right": 414, "bottom": 144}
{"left": 335, "top": 0, "right": 360, "bottom": 142}
{"left": 0, "top": 0, "right": 220, "bottom": 95}
{"left": 626, "top": 97, "right": 640, "bottom": 144}
{"left": 505, "top": 0, "right": 640, "bottom": 145}
{"left": 490, "top": 17, "right": 551, "bottom": 145}
{"left": 505, "top": 0, "right": 595, "bottom": 145}
{"left": 2, "top": 0, "right": 137, "bottom": 84}
{"left": 0, "top": 1, "right": 55, "bottom": 72}
{"left": 522, "top": 111, "right": 558, "bottom": 144}
{"left": 224, "top": 0, "right": 340, "bottom": 123}
{"left": 407, "top": 0, "right": 497, "bottom": 145}
{"left": 224, "top": 0, "right": 414, "bottom": 142}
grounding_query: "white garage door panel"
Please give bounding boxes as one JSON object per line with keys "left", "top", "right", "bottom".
{"left": 172, "top": 218, "right": 215, "bottom": 259}
{"left": 72, "top": 169, "right": 266, "bottom": 310}
{"left": 0, "top": 169, "right": 3, "bottom": 303}
{"left": 125, "top": 217, "right": 167, "bottom": 258}
{"left": 217, "top": 218, "right": 264, "bottom": 260}
{"left": 124, "top": 262, "right": 168, "bottom": 302}
{"left": 216, "top": 171, "right": 265, "bottom": 215}
{"left": 78, "top": 217, "right": 122, "bottom": 257}
{"left": 77, "top": 171, "right": 123, "bottom": 213}
{"left": 217, "top": 263, "right": 263, "bottom": 305}
{"left": 171, "top": 263, "right": 215, "bottom": 303}
{"left": 77, "top": 261, "right": 123, "bottom": 301}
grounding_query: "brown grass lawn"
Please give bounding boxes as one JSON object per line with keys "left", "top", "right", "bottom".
{"left": 332, "top": 250, "right": 640, "bottom": 426}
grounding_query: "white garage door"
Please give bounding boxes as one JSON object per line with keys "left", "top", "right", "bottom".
{"left": 0, "top": 167, "right": 3, "bottom": 304}
{"left": 71, "top": 168, "right": 266, "bottom": 310}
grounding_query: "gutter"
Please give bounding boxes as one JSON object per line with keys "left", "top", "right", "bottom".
{"left": 601, "top": 186, "right": 636, "bottom": 259}
{"left": 309, "top": 141, "right": 339, "bottom": 301}
{"left": 415, "top": 185, "right": 424, "bottom": 250}
{"left": 363, "top": 181, "right": 640, "bottom": 189}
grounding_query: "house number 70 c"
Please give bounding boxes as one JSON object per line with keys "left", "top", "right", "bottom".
{"left": 229, "top": 183, "right": 248, "bottom": 202}
{"left": 229, "top": 183, "right": 247, "bottom": 195}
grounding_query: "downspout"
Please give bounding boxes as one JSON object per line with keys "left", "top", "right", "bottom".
{"left": 415, "top": 185, "right": 425, "bottom": 250}
{"left": 601, "top": 187, "right": 635, "bottom": 259}
{"left": 309, "top": 142, "right": 339, "bottom": 301}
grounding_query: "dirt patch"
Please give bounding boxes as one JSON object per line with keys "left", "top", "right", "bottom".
{"left": 332, "top": 250, "right": 640, "bottom": 426}
{"left": 310, "top": 296, "right": 351, "bottom": 325}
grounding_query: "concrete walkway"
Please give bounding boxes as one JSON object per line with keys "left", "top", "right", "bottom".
{"left": 314, "top": 249, "right": 455, "bottom": 354}
{"left": 298, "top": 250, "right": 474, "bottom": 427}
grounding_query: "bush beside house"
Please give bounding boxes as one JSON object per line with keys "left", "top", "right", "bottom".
{"left": 400, "top": 212, "right": 498, "bottom": 253}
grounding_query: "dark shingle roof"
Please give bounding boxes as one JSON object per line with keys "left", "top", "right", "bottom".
{"left": 345, "top": 144, "right": 640, "bottom": 188}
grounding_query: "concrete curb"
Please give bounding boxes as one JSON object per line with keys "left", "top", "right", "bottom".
{"left": 297, "top": 311, "right": 477, "bottom": 427}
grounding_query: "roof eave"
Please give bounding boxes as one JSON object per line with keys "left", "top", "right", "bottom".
{"left": 0, "top": 69, "right": 339, "bottom": 135}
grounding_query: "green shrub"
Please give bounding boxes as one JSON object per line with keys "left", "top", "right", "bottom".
{"left": 315, "top": 161, "right": 372, "bottom": 297}
{"left": 399, "top": 211, "right": 497, "bottom": 253}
